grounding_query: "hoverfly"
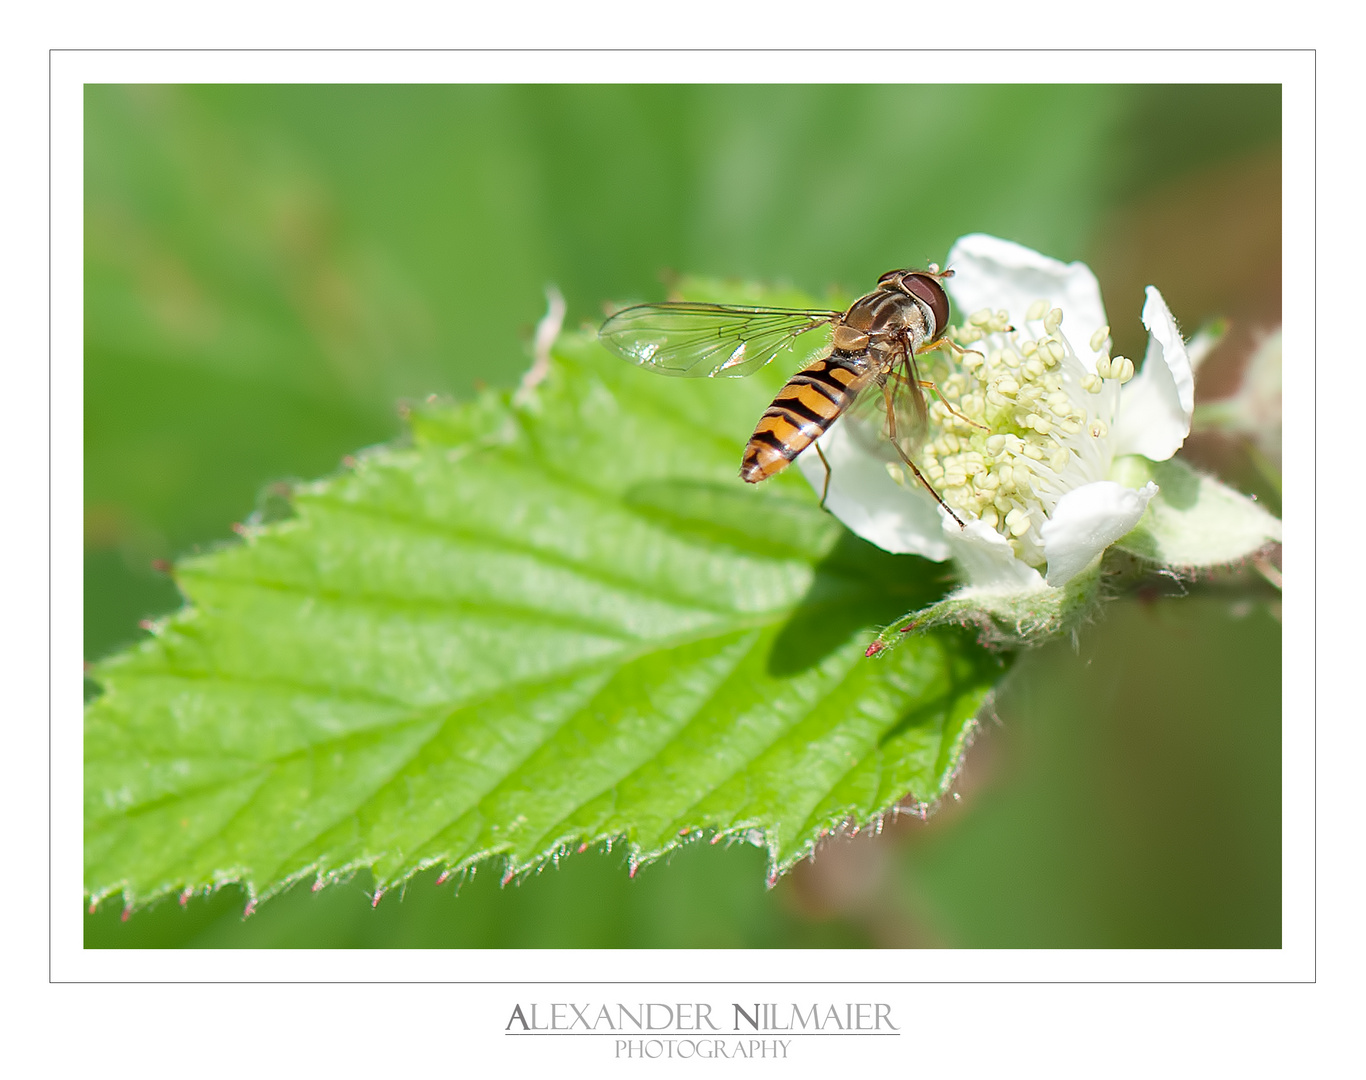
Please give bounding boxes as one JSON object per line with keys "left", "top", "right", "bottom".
{"left": 599, "top": 266, "right": 975, "bottom": 527}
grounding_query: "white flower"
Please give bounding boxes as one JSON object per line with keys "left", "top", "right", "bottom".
{"left": 795, "top": 234, "right": 1281, "bottom": 648}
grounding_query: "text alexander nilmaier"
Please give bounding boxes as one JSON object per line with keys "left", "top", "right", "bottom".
{"left": 505, "top": 1001, "right": 899, "bottom": 1033}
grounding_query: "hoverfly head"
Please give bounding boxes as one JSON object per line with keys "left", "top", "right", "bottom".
{"left": 896, "top": 270, "right": 952, "bottom": 340}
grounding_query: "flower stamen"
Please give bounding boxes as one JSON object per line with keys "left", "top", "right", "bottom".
{"left": 911, "top": 299, "right": 1119, "bottom": 564}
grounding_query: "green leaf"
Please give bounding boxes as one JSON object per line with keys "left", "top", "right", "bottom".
{"left": 85, "top": 283, "right": 1001, "bottom": 910}
{"left": 1112, "top": 455, "right": 1282, "bottom": 568}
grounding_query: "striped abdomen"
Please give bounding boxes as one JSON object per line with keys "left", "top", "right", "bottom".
{"left": 739, "top": 353, "right": 872, "bottom": 483}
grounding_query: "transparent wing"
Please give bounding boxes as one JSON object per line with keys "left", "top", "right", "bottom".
{"left": 599, "top": 302, "right": 839, "bottom": 378}
{"left": 842, "top": 346, "right": 931, "bottom": 458}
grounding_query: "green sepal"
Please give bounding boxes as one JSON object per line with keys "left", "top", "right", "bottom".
{"left": 1111, "top": 455, "right": 1282, "bottom": 569}
{"left": 866, "top": 561, "right": 1103, "bottom": 655}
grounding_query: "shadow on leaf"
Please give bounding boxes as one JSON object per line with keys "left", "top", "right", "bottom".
{"left": 766, "top": 530, "right": 954, "bottom": 677}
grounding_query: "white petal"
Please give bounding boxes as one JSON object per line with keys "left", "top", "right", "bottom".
{"left": 1041, "top": 480, "right": 1159, "bottom": 586}
{"left": 794, "top": 422, "right": 950, "bottom": 561}
{"left": 945, "top": 234, "right": 1108, "bottom": 364}
{"left": 943, "top": 518, "right": 1047, "bottom": 592}
{"left": 1109, "top": 287, "right": 1195, "bottom": 461}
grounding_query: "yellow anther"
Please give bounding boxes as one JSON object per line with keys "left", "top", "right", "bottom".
{"left": 1094, "top": 355, "right": 1113, "bottom": 379}
{"left": 1081, "top": 373, "right": 1102, "bottom": 394}
{"left": 1090, "top": 419, "right": 1108, "bottom": 438}
{"left": 1021, "top": 339, "right": 1038, "bottom": 357}
{"left": 1026, "top": 299, "right": 1049, "bottom": 321}
{"left": 1113, "top": 356, "right": 1135, "bottom": 383}
{"left": 1025, "top": 358, "right": 1046, "bottom": 379}
{"left": 1044, "top": 308, "right": 1063, "bottom": 334}
{"left": 969, "top": 308, "right": 994, "bottom": 327}
{"left": 1042, "top": 340, "right": 1066, "bottom": 366}
{"left": 1089, "top": 324, "right": 1110, "bottom": 352}
{"left": 1005, "top": 507, "right": 1033, "bottom": 536}
{"left": 995, "top": 376, "right": 1020, "bottom": 397}
{"left": 1050, "top": 448, "right": 1071, "bottom": 472}
{"left": 979, "top": 506, "right": 998, "bottom": 528}
{"left": 885, "top": 462, "right": 907, "bottom": 487}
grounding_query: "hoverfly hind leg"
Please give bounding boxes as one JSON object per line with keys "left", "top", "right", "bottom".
{"left": 814, "top": 441, "right": 832, "bottom": 509}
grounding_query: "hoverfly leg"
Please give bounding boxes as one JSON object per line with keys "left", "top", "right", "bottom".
{"left": 814, "top": 442, "right": 832, "bottom": 509}
{"left": 916, "top": 336, "right": 987, "bottom": 362}
{"left": 913, "top": 378, "right": 990, "bottom": 432}
{"left": 903, "top": 332, "right": 989, "bottom": 432}
{"left": 880, "top": 383, "right": 965, "bottom": 529}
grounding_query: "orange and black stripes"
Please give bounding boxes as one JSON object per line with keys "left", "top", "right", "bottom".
{"left": 739, "top": 354, "right": 871, "bottom": 483}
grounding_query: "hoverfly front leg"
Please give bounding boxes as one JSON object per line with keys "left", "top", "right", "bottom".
{"left": 898, "top": 332, "right": 989, "bottom": 432}
{"left": 893, "top": 370, "right": 990, "bottom": 432}
{"left": 919, "top": 336, "right": 984, "bottom": 360}
{"left": 880, "top": 382, "right": 965, "bottom": 529}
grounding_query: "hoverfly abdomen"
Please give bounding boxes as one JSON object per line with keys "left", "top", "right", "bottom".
{"left": 739, "top": 353, "right": 871, "bottom": 483}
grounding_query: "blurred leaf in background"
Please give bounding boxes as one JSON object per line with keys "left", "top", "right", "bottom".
{"left": 85, "top": 83, "right": 1281, "bottom": 948}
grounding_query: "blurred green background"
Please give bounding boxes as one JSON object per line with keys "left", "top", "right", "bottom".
{"left": 85, "top": 84, "right": 1281, "bottom": 948}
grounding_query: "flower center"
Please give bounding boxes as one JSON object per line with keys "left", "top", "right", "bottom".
{"left": 888, "top": 302, "right": 1134, "bottom": 565}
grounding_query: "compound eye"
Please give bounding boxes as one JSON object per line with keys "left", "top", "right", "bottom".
{"left": 902, "top": 273, "right": 950, "bottom": 337}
